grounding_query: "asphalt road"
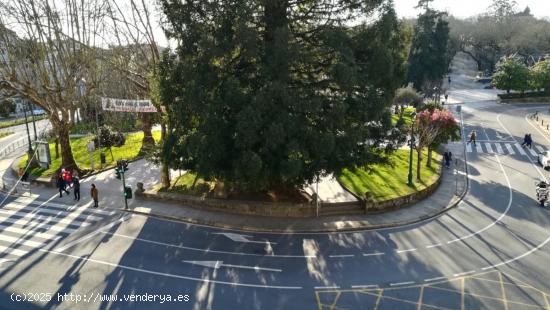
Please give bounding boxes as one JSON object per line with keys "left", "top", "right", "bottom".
{"left": 1, "top": 102, "right": 550, "bottom": 309}
{"left": 0, "top": 119, "right": 50, "bottom": 151}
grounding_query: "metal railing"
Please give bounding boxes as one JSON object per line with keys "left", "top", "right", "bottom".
{"left": 0, "top": 176, "right": 31, "bottom": 197}
{"left": 0, "top": 137, "right": 28, "bottom": 158}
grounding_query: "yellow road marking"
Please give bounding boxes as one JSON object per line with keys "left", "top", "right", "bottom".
{"left": 417, "top": 286, "right": 425, "bottom": 310}
{"left": 329, "top": 292, "right": 341, "bottom": 310}
{"left": 374, "top": 289, "right": 384, "bottom": 310}
{"left": 461, "top": 277, "right": 465, "bottom": 310}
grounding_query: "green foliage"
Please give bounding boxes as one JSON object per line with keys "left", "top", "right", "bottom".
{"left": 407, "top": 5, "right": 450, "bottom": 91}
{"left": 158, "top": 1, "right": 409, "bottom": 191}
{"left": 530, "top": 60, "right": 550, "bottom": 92}
{"left": 20, "top": 131, "right": 161, "bottom": 177}
{"left": 394, "top": 85, "right": 423, "bottom": 107}
{"left": 0, "top": 98, "right": 16, "bottom": 117}
{"left": 492, "top": 57, "right": 530, "bottom": 93}
{"left": 93, "top": 125, "right": 126, "bottom": 148}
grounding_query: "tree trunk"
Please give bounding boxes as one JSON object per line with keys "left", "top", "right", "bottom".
{"left": 427, "top": 146, "right": 432, "bottom": 168}
{"left": 56, "top": 123, "right": 79, "bottom": 173}
{"left": 416, "top": 148, "right": 422, "bottom": 181}
{"left": 160, "top": 122, "right": 171, "bottom": 188}
{"left": 54, "top": 138, "right": 59, "bottom": 159}
{"left": 140, "top": 113, "right": 155, "bottom": 152}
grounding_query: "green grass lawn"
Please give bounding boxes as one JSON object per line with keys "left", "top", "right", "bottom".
{"left": 166, "top": 172, "right": 216, "bottom": 196}
{"left": 391, "top": 107, "right": 416, "bottom": 126}
{"left": 0, "top": 115, "right": 47, "bottom": 130}
{"left": 20, "top": 131, "right": 161, "bottom": 177}
{"left": 338, "top": 148, "right": 441, "bottom": 202}
{"left": 0, "top": 131, "right": 13, "bottom": 139}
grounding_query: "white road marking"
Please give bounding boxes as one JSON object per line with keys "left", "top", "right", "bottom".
{"left": 528, "top": 148, "right": 538, "bottom": 157}
{"left": 515, "top": 144, "right": 526, "bottom": 156}
{"left": 329, "top": 254, "right": 355, "bottom": 258}
{"left": 0, "top": 215, "right": 79, "bottom": 234}
{"left": 466, "top": 144, "right": 472, "bottom": 152}
{"left": 424, "top": 277, "right": 447, "bottom": 282}
{"left": 314, "top": 286, "right": 340, "bottom": 290}
{"left": 0, "top": 233, "right": 59, "bottom": 248}
{"left": 0, "top": 209, "right": 91, "bottom": 228}
{"left": 0, "top": 245, "right": 28, "bottom": 257}
{"left": 396, "top": 248, "right": 417, "bottom": 253}
{"left": 182, "top": 260, "right": 282, "bottom": 272}
{"left": 0, "top": 224, "right": 71, "bottom": 240}
{"left": 495, "top": 143, "right": 504, "bottom": 154}
{"left": 38, "top": 248, "right": 303, "bottom": 289}
{"left": 13, "top": 197, "right": 116, "bottom": 216}
{"left": 390, "top": 281, "right": 415, "bottom": 287}
{"left": 536, "top": 145, "right": 545, "bottom": 153}
{"left": 446, "top": 151, "right": 512, "bottom": 245}
{"left": 362, "top": 252, "right": 385, "bottom": 257}
{"left": 351, "top": 284, "right": 379, "bottom": 289}
{"left": 101, "top": 231, "right": 315, "bottom": 258}
{"left": 212, "top": 232, "right": 276, "bottom": 245}
{"left": 484, "top": 143, "right": 494, "bottom": 154}
{"left": 4, "top": 202, "right": 103, "bottom": 222}
{"left": 55, "top": 215, "right": 131, "bottom": 252}
{"left": 476, "top": 143, "right": 482, "bottom": 153}
{"left": 481, "top": 235, "right": 550, "bottom": 271}
{"left": 425, "top": 243, "right": 443, "bottom": 249}
{"left": 453, "top": 270, "right": 476, "bottom": 277}
{"left": 505, "top": 144, "right": 515, "bottom": 155}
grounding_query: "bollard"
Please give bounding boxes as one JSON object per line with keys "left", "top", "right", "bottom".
{"left": 547, "top": 125, "right": 549, "bottom": 130}
{"left": 543, "top": 120, "right": 545, "bottom": 125}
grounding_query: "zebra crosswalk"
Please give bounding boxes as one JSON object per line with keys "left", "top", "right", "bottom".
{"left": 0, "top": 197, "right": 117, "bottom": 264}
{"left": 466, "top": 142, "right": 545, "bottom": 157}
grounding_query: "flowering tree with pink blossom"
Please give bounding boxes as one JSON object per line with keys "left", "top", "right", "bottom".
{"left": 414, "top": 108, "right": 460, "bottom": 180}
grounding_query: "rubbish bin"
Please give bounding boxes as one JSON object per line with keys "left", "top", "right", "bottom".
{"left": 100, "top": 153, "right": 106, "bottom": 164}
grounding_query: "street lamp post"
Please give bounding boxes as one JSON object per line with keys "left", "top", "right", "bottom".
{"left": 407, "top": 112, "right": 417, "bottom": 186}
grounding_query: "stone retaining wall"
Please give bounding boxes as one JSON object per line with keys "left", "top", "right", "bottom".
{"left": 137, "top": 166, "right": 443, "bottom": 218}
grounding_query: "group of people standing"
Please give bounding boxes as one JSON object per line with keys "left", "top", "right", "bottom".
{"left": 56, "top": 168, "right": 99, "bottom": 208}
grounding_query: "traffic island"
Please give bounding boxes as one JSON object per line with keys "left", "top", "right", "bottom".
{"left": 135, "top": 150, "right": 449, "bottom": 221}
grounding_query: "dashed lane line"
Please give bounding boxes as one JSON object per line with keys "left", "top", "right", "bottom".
{"left": 453, "top": 270, "right": 476, "bottom": 277}
{"left": 396, "top": 248, "right": 417, "bottom": 254}
{"left": 390, "top": 281, "right": 415, "bottom": 287}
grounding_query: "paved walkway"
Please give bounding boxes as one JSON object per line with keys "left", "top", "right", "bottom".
{"left": 0, "top": 136, "right": 467, "bottom": 232}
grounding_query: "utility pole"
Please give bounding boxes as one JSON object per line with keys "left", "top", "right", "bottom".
{"left": 23, "top": 102, "right": 32, "bottom": 154}
{"left": 29, "top": 102, "right": 37, "bottom": 140}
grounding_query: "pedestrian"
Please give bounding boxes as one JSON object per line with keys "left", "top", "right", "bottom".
{"left": 527, "top": 134, "right": 533, "bottom": 149}
{"left": 91, "top": 183, "right": 99, "bottom": 208}
{"left": 448, "top": 76, "right": 451, "bottom": 84}
{"left": 444, "top": 152, "right": 450, "bottom": 168}
{"left": 444, "top": 93, "right": 448, "bottom": 103}
{"left": 448, "top": 151, "right": 453, "bottom": 164}
{"left": 63, "top": 168, "right": 72, "bottom": 188}
{"left": 73, "top": 176, "right": 80, "bottom": 201}
{"left": 57, "top": 174, "right": 69, "bottom": 198}
{"left": 468, "top": 131, "right": 476, "bottom": 146}
{"left": 521, "top": 134, "right": 529, "bottom": 147}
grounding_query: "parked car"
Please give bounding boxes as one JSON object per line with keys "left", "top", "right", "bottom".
{"left": 538, "top": 150, "right": 550, "bottom": 169}
{"left": 33, "top": 109, "right": 46, "bottom": 115}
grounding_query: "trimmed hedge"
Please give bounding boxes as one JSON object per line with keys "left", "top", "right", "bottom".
{"left": 498, "top": 91, "right": 550, "bottom": 100}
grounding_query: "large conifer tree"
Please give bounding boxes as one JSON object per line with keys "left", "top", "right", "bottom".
{"left": 158, "top": 0, "right": 408, "bottom": 191}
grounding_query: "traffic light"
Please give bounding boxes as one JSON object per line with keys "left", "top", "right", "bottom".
{"left": 117, "top": 159, "right": 129, "bottom": 172}
{"left": 115, "top": 168, "right": 121, "bottom": 179}
{"left": 124, "top": 186, "right": 132, "bottom": 199}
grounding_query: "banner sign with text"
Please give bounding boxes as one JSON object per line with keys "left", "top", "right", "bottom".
{"left": 101, "top": 97, "right": 158, "bottom": 113}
